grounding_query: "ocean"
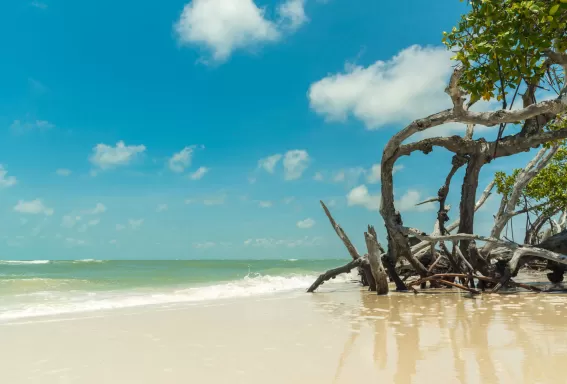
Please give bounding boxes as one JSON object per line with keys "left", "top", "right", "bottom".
{"left": 0, "top": 259, "right": 355, "bottom": 321}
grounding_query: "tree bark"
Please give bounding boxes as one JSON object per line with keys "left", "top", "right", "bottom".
{"left": 364, "top": 226, "right": 389, "bottom": 295}
{"left": 306, "top": 259, "right": 362, "bottom": 293}
{"left": 458, "top": 153, "right": 484, "bottom": 255}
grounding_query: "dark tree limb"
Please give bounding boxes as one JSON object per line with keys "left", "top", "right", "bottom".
{"left": 307, "top": 259, "right": 362, "bottom": 293}
{"left": 320, "top": 200, "right": 361, "bottom": 260}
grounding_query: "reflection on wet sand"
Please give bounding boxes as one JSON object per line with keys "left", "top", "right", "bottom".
{"left": 313, "top": 289, "right": 567, "bottom": 383}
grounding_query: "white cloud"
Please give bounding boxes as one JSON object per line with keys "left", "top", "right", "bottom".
{"left": 174, "top": 0, "right": 307, "bottom": 62}
{"left": 396, "top": 190, "right": 435, "bottom": 212}
{"left": 193, "top": 241, "right": 216, "bottom": 249}
{"left": 189, "top": 166, "right": 209, "bottom": 180}
{"left": 61, "top": 215, "right": 81, "bottom": 228}
{"left": 156, "top": 204, "right": 168, "bottom": 212}
{"left": 129, "top": 219, "right": 144, "bottom": 229}
{"left": 14, "top": 199, "right": 54, "bottom": 216}
{"left": 313, "top": 172, "right": 324, "bottom": 181}
{"left": 0, "top": 165, "right": 17, "bottom": 188}
{"left": 10, "top": 119, "right": 54, "bottom": 133}
{"left": 90, "top": 141, "right": 146, "bottom": 170}
{"left": 109, "top": 239, "right": 118, "bottom": 245}
{"left": 346, "top": 185, "right": 380, "bottom": 211}
{"left": 366, "top": 163, "right": 404, "bottom": 184}
{"left": 332, "top": 167, "right": 365, "bottom": 186}
{"left": 308, "top": 45, "right": 453, "bottom": 129}
{"left": 297, "top": 218, "right": 315, "bottom": 229}
{"left": 258, "top": 154, "right": 282, "bottom": 173}
{"left": 277, "top": 0, "right": 308, "bottom": 31}
{"left": 56, "top": 168, "right": 72, "bottom": 176}
{"left": 169, "top": 146, "right": 196, "bottom": 173}
{"left": 283, "top": 197, "right": 295, "bottom": 204}
{"left": 83, "top": 203, "right": 106, "bottom": 215}
{"left": 116, "top": 224, "right": 126, "bottom": 231}
{"left": 244, "top": 236, "right": 323, "bottom": 247}
{"left": 78, "top": 218, "right": 101, "bottom": 233}
{"left": 258, "top": 201, "right": 273, "bottom": 208}
{"left": 283, "top": 150, "right": 309, "bottom": 180}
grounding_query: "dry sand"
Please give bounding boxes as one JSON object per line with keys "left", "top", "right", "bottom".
{"left": 2, "top": 285, "right": 567, "bottom": 383}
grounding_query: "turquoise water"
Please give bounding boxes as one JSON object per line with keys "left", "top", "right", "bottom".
{"left": 0, "top": 259, "right": 354, "bottom": 321}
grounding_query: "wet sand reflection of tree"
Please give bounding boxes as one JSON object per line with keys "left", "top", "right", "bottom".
{"left": 311, "top": 288, "right": 567, "bottom": 383}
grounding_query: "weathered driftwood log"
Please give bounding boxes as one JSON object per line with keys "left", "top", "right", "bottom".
{"left": 320, "top": 200, "right": 370, "bottom": 286}
{"left": 320, "top": 200, "right": 361, "bottom": 261}
{"left": 306, "top": 258, "right": 362, "bottom": 293}
{"left": 364, "top": 226, "right": 389, "bottom": 295}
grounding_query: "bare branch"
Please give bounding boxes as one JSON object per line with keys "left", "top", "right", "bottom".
{"left": 445, "top": 67, "right": 465, "bottom": 111}
{"left": 415, "top": 197, "right": 440, "bottom": 206}
{"left": 320, "top": 200, "right": 361, "bottom": 260}
{"left": 465, "top": 124, "right": 474, "bottom": 140}
{"left": 483, "top": 146, "right": 559, "bottom": 253}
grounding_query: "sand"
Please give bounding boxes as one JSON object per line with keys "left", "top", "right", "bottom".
{"left": 2, "top": 285, "right": 567, "bottom": 384}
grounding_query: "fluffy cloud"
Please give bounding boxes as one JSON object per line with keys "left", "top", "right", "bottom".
{"left": 0, "top": 165, "right": 17, "bottom": 188}
{"left": 346, "top": 185, "right": 380, "bottom": 211}
{"left": 283, "top": 197, "right": 295, "bottom": 204}
{"left": 258, "top": 201, "right": 273, "bottom": 208}
{"left": 278, "top": 0, "right": 308, "bottom": 31}
{"left": 308, "top": 45, "right": 453, "bottom": 129}
{"left": 313, "top": 172, "right": 324, "bottom": 181}
{"left": 258, "top": 154, "right": 283, "bottom": 173}
{"left": 116, "top": 224, "right": 126, "bottom": 231}
{"left": 156, "top": 204, "right": 168, "bottom": 212}
{"left": 396, "top": 190, "right": 435, "bottom": 212}
{"left": 61, "top": 215, "right": 81, "bottom": 228}
{"left": 174, "top": 0, "right": 307, "bottom": 62}
{"left": 14, "top": 199, "right": 54, "bottom": 216}
{"left": 31, "top": 1, "right": 48, "bottom": 9}
{"left": 283, "top": 150, "right": 309, "bottom": 180}
{"left": 257, "top": 150, "right": 310, "bottom": 180}
{"left": 128, "top": 219, "right": 144, "bottom": 229}
{"left": 77, "top": 219, "right": 101, "bottom": 233}
{"left": 189, "top": 166, "right": 209, "bottom": 180}
{"left": 366, "top": 164, "right": 404, "bottom": 184}
{"left": 169, "top": 146, "right": 196, "bottom": 173}
{"left": 83, "top": 203, "right": 106, "bottom": 215}
{"left": 55, "top": 168, "right": 72, "bottom": 176}
{"left": 90, "top": 141, "right": 146, "bottom": 170}
{"left": 346, "top": 185, "right": 434, "bottom": 213}
{"left": 244, "top": 236, "right": 323, "bottom": 247}
{"left": 296, "top": 217, "right": 315, "bottom": 229}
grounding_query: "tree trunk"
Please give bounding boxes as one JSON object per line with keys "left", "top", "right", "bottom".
{"left": 364, "top": 226, "right": 389, "bottom": 295}
{"left": 458, "top": 153, "right": 484, "bottom": 255}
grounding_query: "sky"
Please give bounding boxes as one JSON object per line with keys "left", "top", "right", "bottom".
{"left": 0, "top": 0, "right": 538, "bottom": 260}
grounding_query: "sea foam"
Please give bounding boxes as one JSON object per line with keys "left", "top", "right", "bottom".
{"left": 0, "top": 272, "right": 356, "bottom": 321}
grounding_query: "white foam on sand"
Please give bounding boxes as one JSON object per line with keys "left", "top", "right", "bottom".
{"left": 0, "top": 272, "right": 356, "bottom": 321}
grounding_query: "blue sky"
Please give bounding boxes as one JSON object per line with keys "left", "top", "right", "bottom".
{"left": 0, "top": 0, "right": 535, "bottom": 260}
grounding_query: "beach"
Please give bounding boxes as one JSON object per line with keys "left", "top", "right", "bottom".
{"left": 3, "top": 282, "right": 567, "bottom": 383}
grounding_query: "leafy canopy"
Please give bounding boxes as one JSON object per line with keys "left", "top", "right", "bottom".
{"left": 443, "top": 0, "right": 567, "bottom": 103}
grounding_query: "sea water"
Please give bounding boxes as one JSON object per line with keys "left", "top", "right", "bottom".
{"left": 0, "top": 259, "right": 355, "bottom": 321}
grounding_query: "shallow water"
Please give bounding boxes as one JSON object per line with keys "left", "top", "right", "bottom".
{"left": 2, "top": 285, "right": 566, "bottom": 383}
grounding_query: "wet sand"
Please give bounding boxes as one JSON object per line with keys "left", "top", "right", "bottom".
{"left": 2, "top": 285, "right": 567, "bottom": 383}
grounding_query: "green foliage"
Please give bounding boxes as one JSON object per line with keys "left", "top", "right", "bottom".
{"left": 494, "top": 146, "right": 567, "bottom": 214}
{"left": 443, "top": 0, "right": 567, "bottom": 103}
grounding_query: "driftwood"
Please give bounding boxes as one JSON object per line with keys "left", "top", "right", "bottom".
{"left": 309, "top": 48, "right": 567, "bottom": 297}
{"left": 364, "top": 226, "right": 389, "bottom": 295}
{"left": 307, "top": 258, "right": 362, "bottom": 293}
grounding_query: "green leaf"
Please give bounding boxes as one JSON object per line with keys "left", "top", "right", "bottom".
{"left": 550, "top": 4, "right": 560, "bottom": 15}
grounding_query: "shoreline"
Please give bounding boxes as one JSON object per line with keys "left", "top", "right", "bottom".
{"left": 3, "top": 284, "right": 567, "bottom": 383}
